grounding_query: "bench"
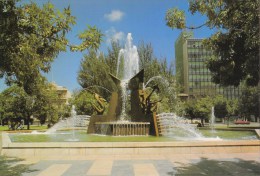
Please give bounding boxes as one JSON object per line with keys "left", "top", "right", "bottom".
{"left": 234, "top": 120, "right": 250, "bottom": 125}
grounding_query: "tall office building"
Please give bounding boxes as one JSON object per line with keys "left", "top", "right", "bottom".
{"left": 175, "top": 32, "right": 240, "bottom": 99}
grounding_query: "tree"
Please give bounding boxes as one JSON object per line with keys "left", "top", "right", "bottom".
{"left": 195, "top": 97, "right": 213, "bottom": 125}
{"left": 184, "top": 97, "right": 213, "bottom": 126}
{"left": 213, "top": 95, "right": 228, "bottom": 120}
{"left": 0, "top": 85, "right": 32, "bottom": 129}
{"left": 0, "top": 83, "right": 67, "bottom": 129}
{"left": 138, "top": 41, "right": 154, "bottom": 70}
{"left": 32, "top": 84, "right": 61, "bottom": 127}
{"left": 183, "top": 99, "right": 197, "bottom": 120}
{"left": 105, "top": 41, "right": 121, "bottom": 76}
{"left": 77, "top": 49, "right": 116, "bottom": 99}
{"left": 238, "top": 86, "right": 259, "bottom": 121}
{"left": 166, "top": 0, "right": 259, "bottom": 86}
{"left": 0, "top": 93, "right": 5, "bottom": 125}
{"left": 227, "top": 99, "right": 239, "bottom": 116}
{"left": 138, "top": 42, "right": 177, "bottom": 112}
{"left": 225, "top": 98, "right": 239, "bottom": 126}
{"left": 70, "top": 90, "right": 96, "bottom": 115}
{"left": 0, "top": 0, "right": 102, "bottom": 95}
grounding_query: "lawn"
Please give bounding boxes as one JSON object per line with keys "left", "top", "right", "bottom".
{"left": 0, "top": 125, "right": 48, "bottom": 131}
{"left": 199, "top": 122, "right": 260, "bottom": 130}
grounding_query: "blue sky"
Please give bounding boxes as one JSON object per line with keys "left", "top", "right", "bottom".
{"left": 0, "top": 0, "right": 215, "bottom": 92}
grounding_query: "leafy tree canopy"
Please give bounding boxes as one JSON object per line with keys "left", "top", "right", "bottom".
{"left": 184, "top": 96, "right": 213, "bottom": 125}
{"left": 0, "top": 0, "right": 102, "bottom": 95}
{"left": 77, "top": 49, "right": 116, "bottom": 99}
{"left": 238, "top": 86, "right": 259, "bottom": 119}
{"left": 226, "top": 98, "right": 239, "bottom": 116}
{"left": 166, "top": 0, "right": 259, "bottom": 86}
{"left": 70, "top": 90, "right": 95, "bottom": 115}
{"left": 0, "top": 83, "right": 69, "bottom": 129}
{"left": 213, "top": 95, "right": 228, "bottom": 119}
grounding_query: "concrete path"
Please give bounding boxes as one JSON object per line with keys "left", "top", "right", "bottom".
{"left": 18, "top": 153, "right": 260, "bottom": 176}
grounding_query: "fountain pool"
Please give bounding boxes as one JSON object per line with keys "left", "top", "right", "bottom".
{"left": 7, "top": 128, "right": 258, "bottom": 142}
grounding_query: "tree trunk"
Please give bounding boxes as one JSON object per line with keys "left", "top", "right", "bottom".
{"left": 258, "top": 69, "right": 260, "bottom": 123}
{"left": 27, "top": 114, "right": 30, "bottom": 130}
{"left": 200, "top": 118, "right": 204, "bottom": 127}
{"left": 258, "top": 5, "right": 260, "bottom": 124}
{"left": 258, "top": 51, "right": 260, "bottom": 123}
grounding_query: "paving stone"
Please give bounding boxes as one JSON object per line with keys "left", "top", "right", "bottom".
{"left": 62, "top": 160, "right": 93, "bottom": 176}
{"left": 153, "top": 160, "right": 177, "bottom": 176}
{"left": 134, "top": 163, "right": 159, "bottom": 176}
{"left": 86, "top": 159, "right": 113, "bottom": 175}
{"left": 18, "top": 153, "right": 260, "bottom": 176}
{"left": 111, "top": 161, "right": 134, "bottom": 176}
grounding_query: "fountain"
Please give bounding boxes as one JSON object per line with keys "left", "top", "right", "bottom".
{"left": 210, "top": 106, "right": 216, "bottom": 132}
{"left": 87, "top": 33, "right": 160, "bottom": 136}
{"left": 144, "top": 76, "right": 169, "bottom": 88}
{"left": 116, "top": 33, "right": 139, "bottom": 80}
{"left": 45, "top": 106, "right": 90, "bottom": 134}
{"left": 86, "top": 33, "right": 218, "bottom": 138}
{"left": 4, "top": 33, "right": 255, "bottom": 141}
{"left": 157, "top": 113, "right": 203, "bottom": 139}
{"left": 66, "top": 105, "right": 78, "bottom": 141}
{"left": 1, "top": 33, "right": 260, "bottom": 160}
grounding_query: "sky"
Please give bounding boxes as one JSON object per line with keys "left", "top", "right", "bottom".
{"left": 0, "top": 0, "right": 215, "bottom": 92}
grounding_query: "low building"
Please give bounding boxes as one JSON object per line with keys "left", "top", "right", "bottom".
{"left": 49, "top": 82, "right": 71, "bottom": 107}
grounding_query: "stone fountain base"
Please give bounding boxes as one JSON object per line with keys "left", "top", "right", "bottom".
{"left": 95, "top": 122, "right": 150, "bottom": 136}
{"left": 2, "top": 132, "right": 260, "bottom": 159}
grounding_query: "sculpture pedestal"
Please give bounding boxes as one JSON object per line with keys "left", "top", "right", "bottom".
{"left": 95, "top": 122, "right": 150, "bottom": 136}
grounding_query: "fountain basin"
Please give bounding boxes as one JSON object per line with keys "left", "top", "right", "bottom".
{"left": 1, "top": 132, "right": 260, "bottom": 159}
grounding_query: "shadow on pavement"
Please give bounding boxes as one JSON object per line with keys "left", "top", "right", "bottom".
{"left": 0, "top": 155, "right": 37, "bottom": 176}
{"left": 169, "top": 157, "right": 260, "bottom": 176}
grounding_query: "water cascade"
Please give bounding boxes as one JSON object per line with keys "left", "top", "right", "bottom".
{"left": 210, "top": 106, "right": 216, "bottom": 132}
{"left": 116, "top": 33, "right": 140, "bottom": 121}
{"left": 45, "top": 115, "right": 90, "bottom": 134}
{"left": 68, "top": 105, "right": 78, "bottom": 141}
{"left": 157, "top": 113, "right": 204, "bottom": 139}
{"left": 117, "top": 33, "right": 139, "bottom": 80}
{"left": 144, "top": 76, "right": 169, "bottom": 88}
{"left": 120, "top": 80, "right": 129, "bottom": 121}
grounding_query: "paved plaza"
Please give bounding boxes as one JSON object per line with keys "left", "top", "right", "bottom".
{"left": 12, "top": 152, "right": 259, "bottom": 176}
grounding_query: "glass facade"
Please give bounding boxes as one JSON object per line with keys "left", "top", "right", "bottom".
{"left": 175, "top": 32, "right": 240, "bottom": 99}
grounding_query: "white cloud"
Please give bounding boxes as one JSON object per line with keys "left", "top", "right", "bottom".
{"left": 105, "top": 27, "right": 125, "bottom": 44}
{"left": 111, "top": 31, "right": 125, "bottom": 41}
{"left": 104, "top": 10, "right": 124, "bottom": 22}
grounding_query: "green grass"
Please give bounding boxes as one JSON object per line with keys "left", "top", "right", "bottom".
{"left": 199, "top": 123, "right": 260, "bottom": 130}
{"left": 0, "top": 126, "right": 9, "bottom": 131}
{"left": 0, "top": 125, "right": 48, "bottom": 131}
